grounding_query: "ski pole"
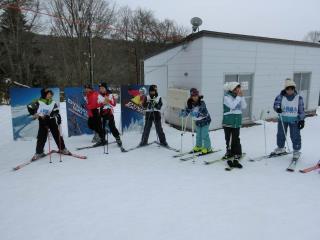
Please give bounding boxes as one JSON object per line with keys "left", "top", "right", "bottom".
{"left": 106, "top": 120, "right": 109, "bottom": 154}
{"left": 58, "top": 125, "right": 62, "bottom": 162}
{"left": 47, "top": 128, "right": 52, "bottom": 164}
{"left": 278, "top": 113, "right": 291, "bottom": 152}
{"left": 191, "top": 119, "right": 195, "bottom": 164}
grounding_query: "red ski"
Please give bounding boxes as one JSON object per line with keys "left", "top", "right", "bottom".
{"left": 51, "top": 150, "right": 87, "bottom": 159}
{"left": 13, "top": 150, "right": 87, "bottom": 171}
{"left": 299, "top": 162, "right": 320, "bottom": 173}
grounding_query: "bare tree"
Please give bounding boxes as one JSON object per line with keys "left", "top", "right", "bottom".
{"left": 47, "top": 0, "right": 116, "bottom": 86}
{"left": 0, "top": 0, "right": 42, "bottom": 86}
{"left": 304, "top": 31, "right": 320, "bottom": 43}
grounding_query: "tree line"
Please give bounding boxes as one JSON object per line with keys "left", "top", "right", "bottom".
{"left": 0, "top": 0, "right": 188, "bottom": 102}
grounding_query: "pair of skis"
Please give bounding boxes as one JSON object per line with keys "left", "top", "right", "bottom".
{"left": 176, "top": 149, "right": 222, "bottom": 161}
{"left": 248, "top": 151, "right": 292, "bottom": 162}
{"left": 13, "top": 150, "right": 87, "bottom": 171}
{"left": 124, "top": 141, "right": 180, "bottom": 153}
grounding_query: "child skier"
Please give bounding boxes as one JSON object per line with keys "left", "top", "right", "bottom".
{"left": 223, "top": 82, "right": 247, "bottom": 168}
{"left": 139, "top": 85, "right": 168, "bottom": 147}
{"left": 27, "top": 88, "right": 70, "bottom": 160}
{"left": 98, "top": 83, "right": 122, "bottom": 147}
{"left": 84, "top": 84, "right": 106, "bottom": 146}
{"left": 182, "top": 88, "right": 212, "bottom": 155}
{"left": 272, "top": 78, "right": 305, "bottom": 160}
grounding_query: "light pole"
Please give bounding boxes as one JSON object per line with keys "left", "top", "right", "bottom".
{"left": 88, "top": 11, "right": 94, "bottom": 86}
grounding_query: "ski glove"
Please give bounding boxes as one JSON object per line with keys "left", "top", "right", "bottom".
{"left": 298, "top": 120, "right": 305, "bottom": 130}
{"left": 191, "top": 111, "right": 200, "bottom": 118}
{"left": 179, "top": 110, "right": 188, "bottom": 117}
{"left": 54, "top": 113, "right": 62, "bottom": 125}
{"left": 276, "top": 108, "right": 282, "bottom": 114}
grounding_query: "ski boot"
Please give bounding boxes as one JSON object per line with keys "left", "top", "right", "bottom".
{"left": 32, "top": 153, "right": 46, "bottom": 161}
{"left": 270, "top": 147, "right": 286, "bottom": 156}
{"left": 233, "top": 155, "right": 243, "bottom": 169}
{"left": 60, "top": 148, "right": 71, "bottom": 155}
{"left": 93, "top": 139, "right": 106, "bottom": 147}
{"left": 223, "top": 149, "right": 233, "bottom": 160}
{"left": 92, "top": 133, "right": 101, "bottom": 143}
{"left": 201, "top": 147, "right": 213, "bottom": 155}
{"left": 193, "top": 146, "right": 202, "bottom": 153}
{"left": 115, "top": 136, "right": 123, "bottom": 147}
{"left": 293, "top": 150, "right": 301, "bottom": 161}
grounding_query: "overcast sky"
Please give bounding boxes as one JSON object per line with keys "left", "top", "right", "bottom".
{"left": 116, "top": 0, "right": 319, "bottom": 41}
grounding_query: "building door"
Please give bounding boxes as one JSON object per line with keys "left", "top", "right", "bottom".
{"left": 225, "top": 74, "right": 254, "bottom": 120}
{"left": 293, "top": 72, "right": 311, "bottom": 109}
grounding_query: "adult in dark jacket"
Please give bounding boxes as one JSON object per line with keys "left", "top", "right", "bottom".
{"left": 84, "top": 84, "right": 105, "bottom": 146}
{"left": 140, "top": 85, "right": 168, "bottom": 146}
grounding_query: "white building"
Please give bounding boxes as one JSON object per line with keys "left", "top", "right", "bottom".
{"left": 144, "top": 30, "right": 320, "bottom": 129}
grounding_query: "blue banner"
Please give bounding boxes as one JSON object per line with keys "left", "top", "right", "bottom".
{"left": 10, "top": 87, "right": 60, "bottom": 140}
{"left": 121, "top": 85, "right": 149, "bottom": 132}
{"left": 64, "top": 87, "right": 92, "bottom": 137}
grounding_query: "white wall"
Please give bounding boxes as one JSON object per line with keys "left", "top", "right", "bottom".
{"left": 144, "top": 39, "right": 203, "bottom": 127}
{"left": 201, "top": 36, "right": 320, "bottom": 129}
{"left": 145, "top": 36, "right": 320, "bottom": 130}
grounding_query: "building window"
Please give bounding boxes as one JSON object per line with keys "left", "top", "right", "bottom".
{"left": 293, "top": 72, "right": 311, "bottom": 108}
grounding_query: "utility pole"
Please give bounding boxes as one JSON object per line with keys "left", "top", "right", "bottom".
{"left": 88, "top": 7, "right": 94, "bottom": 86}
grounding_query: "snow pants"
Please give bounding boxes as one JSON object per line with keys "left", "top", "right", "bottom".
{"left": 277, "top": 120, "right": 301, "bottom": 151}
{"left": 102, "top": 114, "right": 120, "bottom": 139}
{"left": 223, "top": 127, "right": 242, "bottom": 156}
{"left": 141, "top": 113, "right": 166, "bottom": 145}
{"left": 195, "top": 124, "right": 212, "bottom": 150}
{"left": 36, "top": 118, "right": 66, "bottom": 154}
{"left": 88, "top": 109, "right": 105, "bottom": 141}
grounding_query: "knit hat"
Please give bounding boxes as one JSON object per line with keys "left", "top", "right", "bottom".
{"left": 139, "top": 87, "right": 147, "bottom": 95}
{"left": 84, "top": 84, "right": 93, "bottom": 90}
{"left": 224, "top": 82, "right": 241, "bottom": 92}
{"left": 284, "top": 78, "right": 296, "bottom": 89}
{"left": 149, "top": 85, "right": 157, "bottom": 92}
{"left": 190, "top": 88, "right": 199, "bottom": 96}
{"left": 40, "top": 88, "right": 53, "bottom": 99}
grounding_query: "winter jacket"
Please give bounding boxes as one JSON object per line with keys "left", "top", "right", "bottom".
{"left": 222, "top": 91, "right": 247, "bottom": 128}
{"left": 143, "top": 94, "right": 163, "bottom": 121}
{"left": 27, "top": 98, "right": 61, "bottom": 125}
{"left": 185, "top": 98, "right": 211, "bottom": 127}
{"left": 85, "top": 91, "right": 104, "bottom": 118}
{"left": 273, "top": 90, "right": 305, "bottom": 123}
{"left": 99, "top": 93, "right": 116, "bottom": 116}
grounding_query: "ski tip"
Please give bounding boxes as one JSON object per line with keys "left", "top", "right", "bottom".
{"left": 299, "top": 170, "right": 306, "bottom": 173}
{"left": 286, "top": 168, "right": 295, "bottom": 172}
{"left": 12, "top": 167, "right": 19, "bottom": 171}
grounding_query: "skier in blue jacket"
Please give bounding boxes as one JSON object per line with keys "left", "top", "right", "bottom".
{"left": 181, "top": 88, "right": 212, "bottom": 154}
{"left": 272, "top": 78, "right": 305, "bottom": 160}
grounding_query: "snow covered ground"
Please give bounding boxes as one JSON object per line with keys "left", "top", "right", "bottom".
{"left": 0, "top": 103, "right": 319, "bottom": 240}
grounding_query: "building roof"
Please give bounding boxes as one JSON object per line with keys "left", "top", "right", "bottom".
{"left": 145, "top": 30, "right": 320, "bottom": 60}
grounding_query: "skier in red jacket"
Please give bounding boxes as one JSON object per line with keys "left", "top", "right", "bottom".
{"left": 84, "top": 84, "right": 106, "bottom": 146}
{"left": 98, "top": 83, "right": 122, "bottom": 148}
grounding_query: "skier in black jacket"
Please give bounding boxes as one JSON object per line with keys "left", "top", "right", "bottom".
{"left": 27, "top": 88, "right": 70, "bottom": 160}
{"left": 139, "top": 85, "right": 168, "bottom": 147}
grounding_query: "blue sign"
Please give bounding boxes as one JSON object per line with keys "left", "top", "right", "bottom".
{"left": 121, "top": 85, "right": 149, "bottom": 132}
{"left": 64, "top": 87, "right": 92, "bottom": 137}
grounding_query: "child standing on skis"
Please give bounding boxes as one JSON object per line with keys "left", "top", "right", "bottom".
{"left": 182, "top": 88, "right": 212, "bottom": 155}
{"left": 27, "top": 88, "right": 70, "bottom": 160}
{"left": 223, "top": 82, "right": 247, "bottom": 168}
{"left": 98, "top": 82, "right": 123, "bottom": 148}
{"left": 272, "top": 78, "right": 305, "bottom": 161}
{"left": 139, "top": 85, "right": 168, "bottom": 147}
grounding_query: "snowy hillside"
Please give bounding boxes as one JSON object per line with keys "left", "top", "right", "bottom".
{"left": 0, "top": 103, "right": 319, "bottom": 240}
